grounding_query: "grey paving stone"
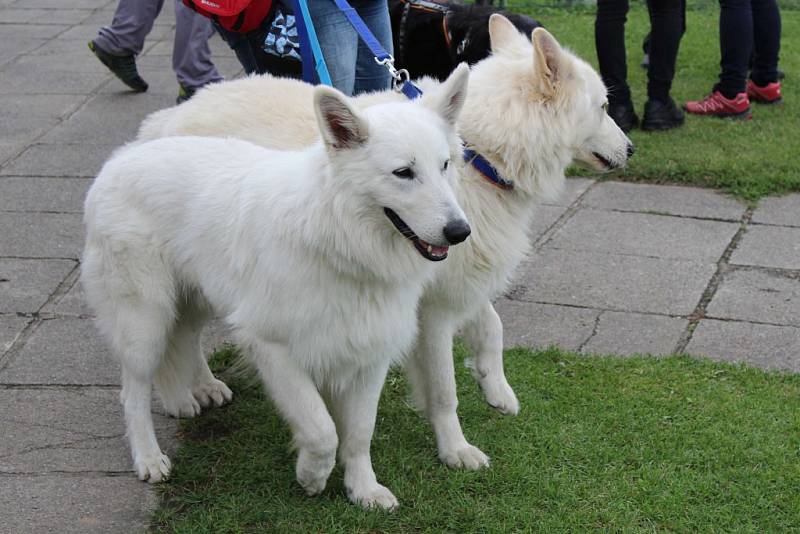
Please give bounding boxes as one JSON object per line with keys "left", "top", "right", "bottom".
{"left": 543, "top": 177, "right": 595, "bottom": 207}
{"left": 40, "top": 92, "right": 175, "bottom": 145}
{"left": 0, "top": 388, "right": 176, "bottom": 473}
{"left": 13, "top": 0, "right": 111, "bottom": 9}
{"left": 1, "top": 314, "right": 31, "bottom": 354}
{"left": 581, "top": 311, "right": 687, "bottom": 356}
{"left": 0, "top": 94, "right": 85, "bottom": 120}
{"left": 0, "top": 23, "right": 70, "bottom": 39}
{"left": 0, "top": 317, "right": 117, "bottom": 385}
{"left": 42, "top": 278, "right": 93, "bottom": 317}
{"left": 544, "top": 209, "right": 739, "bottom": 262}
{"left": 530, "top": 204, "right": 568, "bottom": 242}
{"left": 511, "top": 248, "right": 715, "bottom": 315}
{"left": 0, "top": 212, "right": 84, "bottom": 259}
{"left": 1, "top": 143, "right": 115, "bottom": 177}
{"left": 0, "top": 8, "right": 92, "bottom": 24}
{"left": 582, "top": 181, "right": 746, "bottom": 221}
{"left": 0, "top": 63, "right": 110, "bottom": 95}
{"left": 0, "top": 177, "right": 91, "bottom": 212}
{"left": 706, "top": 268, "right": 800, "bottom": 327}
{"left": 730, "top": 225, "right": 800, "bottom": 270}
{"left": 2, "top": 116, "right": 58, "bottom": 145}
{"left": 751, "top": 194, "right": 800, "bottom": 228}
{"left": 0, "top": 37, "right": 48, "bottom": 65}
{"left": 0, "top": 258, "right": 76, "bottom": 313}
{"left": 0, "top": 142, "right": 23, "bottom": 167}
{"left": 493, "top": 298, "right": 598, "bottom": 351}
{"left": 0, "top": 475, "right": 158, "bottom": 534}
{"left": 686, "top": 319, "right": 800, "bottom": 372}
{"left": 12, "top": 50, "right": 114, "bottom": 74}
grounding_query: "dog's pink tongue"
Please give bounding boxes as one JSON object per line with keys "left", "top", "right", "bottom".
{"left": 431, "top": 245, "right": 449, "bottom": 256}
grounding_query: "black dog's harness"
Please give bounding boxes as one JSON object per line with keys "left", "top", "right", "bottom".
{"left": 396, "top": 0, "right": 452, "bottom": 68}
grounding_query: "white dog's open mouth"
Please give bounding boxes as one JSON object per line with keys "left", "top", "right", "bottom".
{"left": 384, "top": 208, "right": 449, "bottom": 262}
{"left": 592, "top": 152, "right": 617, "bottom": 170}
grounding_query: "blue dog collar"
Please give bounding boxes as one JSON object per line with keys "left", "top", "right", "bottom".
{"left": 462, "top": 148, "right": 515, "bottom": 191}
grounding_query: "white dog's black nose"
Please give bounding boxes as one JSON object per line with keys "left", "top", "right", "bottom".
{"left": 627, "top": 143, "right": 635, "bottom": 159}
{"left": 444, "top": 219, "right": 471, "bottom": 245}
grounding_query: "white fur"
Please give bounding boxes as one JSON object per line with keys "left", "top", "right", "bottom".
{"left": 83, "top": 75, "right": 471, "bottom": 510}
{"left": 137, "top": 23, "right": 632, "bottom": 468}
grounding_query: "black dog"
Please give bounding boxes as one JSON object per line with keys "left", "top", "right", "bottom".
{"left": 389, "top": 0, "right": 542, "bottom": 80}
{"left": 218, "top": 0, "right": 542, "bottom": 82}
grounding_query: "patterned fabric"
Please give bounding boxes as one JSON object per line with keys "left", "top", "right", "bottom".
{"left": 263, "top": 7, "right": 301, "bottom": 60}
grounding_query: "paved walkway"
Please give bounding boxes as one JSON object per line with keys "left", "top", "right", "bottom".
{"left": 0, "top": 1, "right": 798, "bottom": 532}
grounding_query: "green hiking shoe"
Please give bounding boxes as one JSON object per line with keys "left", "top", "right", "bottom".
{"left": 176, "top": 84, "right": 196, "bottom": 105}
{"left": 88, "top": 40, "right": 148, "bottom": 93}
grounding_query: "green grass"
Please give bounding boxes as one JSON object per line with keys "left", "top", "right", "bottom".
{"left": 507, "top": 4, "right": 800, "bottom": 201}
{"left": 153, "top": 345, "right": 800, "bottom": 532}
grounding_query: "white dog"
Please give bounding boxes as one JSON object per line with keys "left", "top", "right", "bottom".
{"left": 138, "top": 22, "right": 632, "bottom": 469}
{"left": 82, "top": 68, "right": 471, "bottom": 510}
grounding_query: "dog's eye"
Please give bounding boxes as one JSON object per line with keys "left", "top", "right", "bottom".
{"left": 442, "top": 159, "right": 449, "bottom": 172}
{"left": 602, "top": 102, "right": 609, "bottom": 112}
{"left": 392, "top": 167, "right": 414, "bottom": 179}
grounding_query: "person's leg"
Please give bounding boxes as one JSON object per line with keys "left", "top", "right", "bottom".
{"left": 595, "top": 0, "right": 638, "bottom": 131}
{"left": 172, "top": 0, "right": 223, "bottom": 100}
{"left": 749, "top": 0, "right": 781, "bottom": 86}
{"left": 94, "top": 0, "right": 165, "bottom": 56}
{"left": 595, "top": 0, "right": 631, "bottom": 106}
{"left": 351, "top": 0, "right": 393, "bottom": 95}
{"left": 717, "top": 0, "right": 752, "bottom": 98}
{"left": 645, "top": 0, "right": 683, "bottom": 103}
{"left": 307, "top": 0, "right": 359, "bottom": 95}
{"left": 215, "top": 24, "right": 262, "bottom": 75}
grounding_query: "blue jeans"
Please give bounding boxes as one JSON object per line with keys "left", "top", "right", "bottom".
{"left": 307, "top": 0, "right": 393, "bottom": 95}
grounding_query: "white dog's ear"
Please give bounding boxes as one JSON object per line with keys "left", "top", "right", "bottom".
{"left": 421, "top": 62, "right": 469, "bottom": 126}
{"left": 313, "top": 86, "right": 370, "bottom": 150}
{"left": 489, "top": 14, "right": 526, "bottom": 55}
{"left": 532, "top": 27, "right": 562, "bottom": 95}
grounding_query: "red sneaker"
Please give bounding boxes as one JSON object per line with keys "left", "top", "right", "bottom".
{"left": 747, "top": 79, "right": 782, "bottom": 104}
{"left": 683, "top": 91, "right": 751, "bottom": 119}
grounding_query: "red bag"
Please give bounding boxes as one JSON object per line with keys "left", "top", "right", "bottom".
{"left": 183, "top": 0, "right": 273, "bottom": 33}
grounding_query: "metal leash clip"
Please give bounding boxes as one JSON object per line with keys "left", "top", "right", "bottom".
{"left": 375, "top": 56, "right": 411, "bottom": 92}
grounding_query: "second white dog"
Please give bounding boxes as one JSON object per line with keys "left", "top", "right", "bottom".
{"left": 81, "top": 70, "right": 470, "bottom": 510}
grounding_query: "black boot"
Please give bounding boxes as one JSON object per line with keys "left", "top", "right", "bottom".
{"left": 607, "top": 101, "right": 639, "bottom": 133}
{"left": 88, "top": 40, "right": 148, "bottom": 92}
{"left": 641, "top": 98, "right": 684, "bottom": 131}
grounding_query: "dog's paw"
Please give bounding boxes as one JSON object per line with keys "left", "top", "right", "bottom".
{"left": 347, "top": 482, "right": 399, "bottom": 511}
{"left": 439, "top": 444, "right": 490, "bottom": 470}
{"left": 134, "top": 452, "right": 171, "bottom": 483}
{"left": 479, "top": 375, "right": 519, "bottom": 415}
{"left": 192, "top": 378, "right": 233, "bottom": 408}
{"left": 296, "top": 449, "right": 335, "bottom": 496}
{"left": 160, "top": 389, "right": 202, "bottom": 418}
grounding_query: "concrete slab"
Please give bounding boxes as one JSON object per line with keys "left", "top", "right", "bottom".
{"left": 493, "top": 298, "right": 598, "bottom": 351}
{"left": 0, "top": 177, "right": 91, "bottom": 213}
{"left": 530, "top": 204, "right": 568, "bottom": 243}
{"left": 0, "top": 475, "right": 158, "bottom": 534}
{"left": 730, "top": 225, "right": 800, "bottom": 270}
{"left": 0, "top": 258, "right": 76, "bottom": 313}
{"left": 581, "top": 181, "right": 746, "bottom": 221}
{"left": 751, "top": 194, "right": 800, "bottom": 228}
{"left": 11, "top": 0, "right": 110, "bottom": 8}
{"left": 0, "top": 8, "right": 92, "bottom": 24}
{"left": 42, "top": 279, "right": 93, "bottom": 317}
{"left": 0, "top": 143, "right": 115, "bottom": 177}
{"left": 581, "top": 311, "right": 687, "bottom": 356}
{"left": 0, "top": 37, "right": 48, "bottom": 66}
{"left": 0, "top": 212, "right": 84, "bottom": 259}
{"left": 0, "top": 62, "right": 111, "bottom": 95}
{"left": 511, "top": 249, "right": 715, "bottom": 315}
{"left": 544, "top": 209, "right": 739, "bottom": 262}
{"left": 543, "top": 177, "right": 594, "bottom": 207}
{"left": 12, "top": 50, "right": 115, "bottom": 73}
{"left": 0, "top": 94, "right": 86, "bottom": 120}
{"left": 1, "top": 314, "right": 31, "bottom": 354}
{"left": 40, "top": 92, "right": 174, "bottom": 145}
{"left": 0, "top": 23, "right": 70, "bottom": 39}
{"left": 706, "top": 268, "right": 800, "bottom": 327}
{"left": 0, "top": 317, "right": 117, "bottom": 385}
{"left": 0, "top": 388, "right": 176, "bottom": 473}
{"left": 686, "top": 319, "right": 800, "bottom": 372}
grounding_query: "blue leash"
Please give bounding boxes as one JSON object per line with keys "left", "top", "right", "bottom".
{"left": 296, "top": 0, "right": 512, "bottom": 189}
{"left": 291, "top": 0, "right": 332, "bottom": 85}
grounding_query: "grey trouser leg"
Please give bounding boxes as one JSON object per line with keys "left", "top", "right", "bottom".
{"left": 95, "top": 0, "right": 165, "bottom": 56}
{"left": 172, "top": 0, "right": 223, "bottom": 90}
